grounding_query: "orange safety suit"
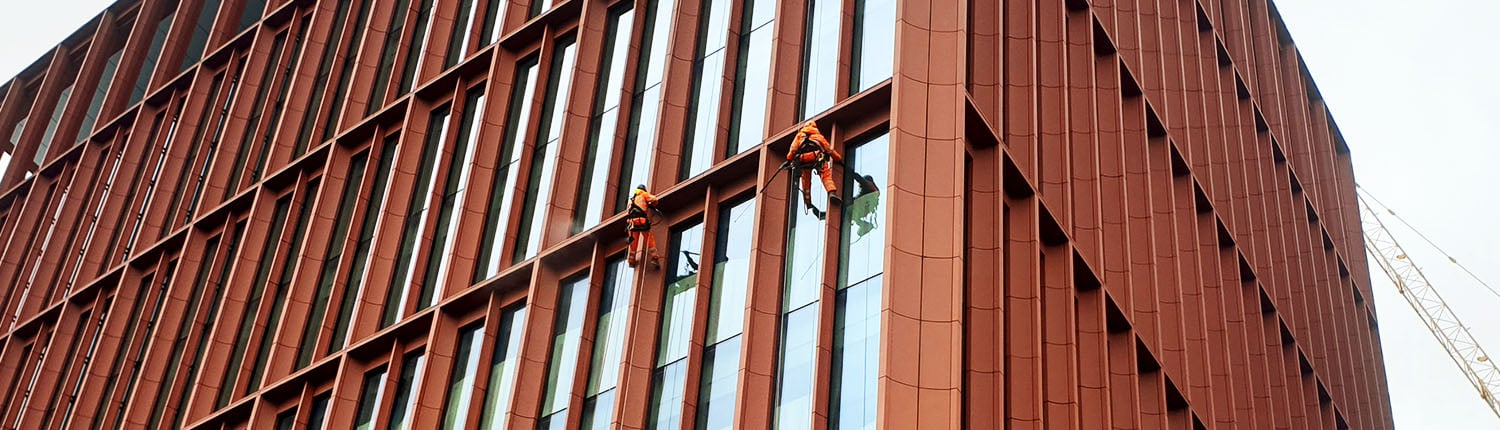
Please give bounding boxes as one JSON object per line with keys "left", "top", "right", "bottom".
{"left": 626, "top": 188, "right": 661, "bottom": 265}
{"left": 786, "top": 122, "right": 843, "bottom": 199}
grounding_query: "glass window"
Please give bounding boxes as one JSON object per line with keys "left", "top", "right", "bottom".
{"left": 296, "top": 0, "right": 373, "bottom": 153}
{"left": 515, "top": 36, "right": 578, "bottom": 262}
{"left": 322, "top": 0, "right": 376, "bottom": 145}
{"left": 238, "top": 0, "right": 267, "bottom": 30}
{"left": 178, "top": 60, "right": 247, "bottom": 227}
{"left": 330, "top": 137, "right": 398, "bottom": 352}
{"left": 478, "top": 305, "right": 528, "bottom": 430}
{"left": 389, "top": 350, "right": 427, "bottom": 430}
{"left": 35, "top": 85, "right": 74, "bottom": 165}
{"left": 829, "top": 133, "right": 886, "bottom": 430}
{"left": 479, "top": 0, "right": 506, "bottom": 45}
{"left": 123, "top": 103, "right": 185, "bottom": 259}
{"left": 420, "top": 90, "right": 485, "bottom": 306}
{"left": 529, "top": 0, "right": 555, "bottom": 17}
{"left": 170, "top": 220, "right": 246, "bottom": 429}
{"left": 799, "top": 0, "right": 840, "bottom": 119}
{"left": 579, "top": 258, "right": 633, "bottom": 429}
{"left": 77, "top": 48, "right": 122, "bottom": 142}
{"left": 181, "top": 0, "right": 224, "bottom": 70}
{"left": 694, "top": 197, "right": 754, "bottom": 429}
{"left": 616, "top": 0, "right": 679, "bottom": 212}
{"left": 0, "top": 152, "right": 10, "bottom": 181}
{"left": 539, "top": 274, "right": 590, "bottom": 427}
{"left": 648, "top": 222, "right": 705, "bottom": 429}
{"left": 442, "top": 323, "right": 486, "bottom": 429}
{"left": 368, "top": 0, "right": 415, "bottom": 114}
{"left": 247, "top": 181, "right": 320, "bottom": 393}
{"left": 218, "top": 196, "right": 292, "bottom": 408}
{"left": 57, "top": 299, "right": 111, "bottom": 429}
{"left": 777, "top": 152, "right": 828, "bottom": 429}
{"left": 573, "top": 5, "right": 635, "bottom": 233}
{"left": 680, "top": 0, "right": 734, "bottom": 179}
{"left": 275, "top": 408, "right": 297, "bottom": 430}
{"left": 147, "top": 235, "right": 221, "bottom": 429}
{"left": 445, "top": 0, "right": 484, "bottom": 66}
{"left": 385, "top": 105, "right": 452, "bottom": 326}
{"left": 353, "top": 366, "right": 389, "bottom": 430}
{"left": 850, "top": 0, "right": 894, "bottom": 93}
{"left": 398, "top": 0, "right": 438, "bottom": 93}
{"left": 110, "top": 261, "right": 179, "bottom": 427}
{"left": 308, "top": 391, "right": 331, "bottom": 430}
{"left": 476, "top": 56, "right": 540, "bottom": 280}
{"left": 229, "top": 15, "right": 309, "bottom": 195}
{"left": 129, "top": 14, "right": 174, "bottom": 105}
{"left": 298, "top": 150, "right": 369, "bottom": 368}
{"left": 727, "top": 0, "right": 775, "bottom": 155}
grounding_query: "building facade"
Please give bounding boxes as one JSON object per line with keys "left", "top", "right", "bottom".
{"left": 0, "top": 0, "right": 1392, "bottom": 428}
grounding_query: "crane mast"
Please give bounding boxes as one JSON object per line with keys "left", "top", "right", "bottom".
{"left": 1358, "top": 192, "right": 1500, "bottom": 420}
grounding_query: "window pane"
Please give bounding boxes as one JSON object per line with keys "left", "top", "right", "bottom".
{"left": 353, "top": 366, "right": 389, "bottom": 430}
{"left": 238, "top": 0, "right": 267, "bottom": 30}
{"left": 385, "top": 106, "right": 452, "bottom": 326}
{"left": 218, "top": 195, "right": 292, "bottom": 407}
{"left": 695, "top": 335, "right": 742, "bottom": 430}
{"left": 830, "top": 133, "right": 886, "bottom": 429}
{"left": 478, "top": 305, "right": 528, "bottom": 429}
{"left": 320, "top": 0, "right": 377, "bottom": 145}
{"left": 169, "top": 221, "right": 245, "bottom": 429}
{"left": 367, "top": 0, "right": 415, "bottom": 114}
{"left": 680, "top": 0, "right": 733, "bottom": 179}
{"left": 308, "top": 391, "right": 331, "bottom": 430}
{"left": 248, "top": 181, "right": 321, "bottom": 392}
{"left": 275, "top": 408, "right": 297, "bottom": 430}
{"left": 476, "top": 56, "right": 540, "bottom": 280}
{"left": 231, "top": 14, "right": 310, "bottom": 192}
{"left": 398, "top": 0, "right": 438, "bottom": 93}
{"left": 77, "top": 48, "right": 122, "bottom": 142}
{"left": 579, "top": 389, "right": 617, "bottom": 430}
{"left": 529, "top": 0, "right": 555, "bottom": 17}
{"left": 129, "top": 15, "right": 174, "bottom": 105}
{"left": 299, "top": 150, "right": 369, "bottom": 368}
{"left": 147, "top": 235, "right": 220, "bottom": 429}
{"left": 36, "top": 85, "right": 73, "bottom": 164}
{"left": 783, "top": 182, "right": 826, "bottom": 312}
{"left": 799, "top": 0, "right": 840, "bottom": 119}
{"left": 830, "top": 277, "right": 880, "bottom": 430}
{"left": 479, "top": 0, "right": 506, "bottom": 45}
{"left": 837, "top": 133, "right": 888, "bottom": 288}
{"left": 850, "top": 0, "right": 894, "bottom": 93}
{"left": 181, "top": 0, "right": 224, "bottom": 70}
{"left": 445, "top": 0, "right": 483, "bottom": 66}
{"left": 648, "top": 222, "right": 704, "bottom": 428}
{"left": 515, "top": 37, "right": 578, "bottom": 262}
{"left": 647, "top": 361, "right": 687, "bottom": 430}
{"left": 421, "top": 90, "right": 485, "bottom": 307}
{"left": 727, "top": 0, "right": 775, "bottom": 155}
{"left": 541, "top": 275, "right": 590, "bottom": 418}
{"left": 389, "top": 350, "right": 427, "bottom": 430}
{"left": 573, "top": 5, "right": 634, "bottom": 232}
{"left": 707, "top": 197, "right": 754, "bottom": 343}
{"left": 615, "top": 0, "right": 678, "bottom": 211}
{"left": 584, "top": 258, "right": 633, "bottom": 396}
{"left": 330, "top": 137, "right": 399, "bottom": 353}
{"left": 443, "top": 323, "right": 486, "bottom": 429}
{"left": 775, "top": 305, "right": 817, "bottom": 430}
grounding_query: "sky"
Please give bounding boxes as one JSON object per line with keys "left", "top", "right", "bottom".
{"left": 1, "top": 0, "right": 1497, "bottom": 428}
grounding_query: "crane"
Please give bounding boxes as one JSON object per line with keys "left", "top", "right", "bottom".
{"left": 1358, "top": 188, "right": 1500, "bottom": 420}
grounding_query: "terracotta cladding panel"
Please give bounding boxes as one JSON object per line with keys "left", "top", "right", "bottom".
{"left": 0, "top": 0, "right": 1391, "bottom": 428}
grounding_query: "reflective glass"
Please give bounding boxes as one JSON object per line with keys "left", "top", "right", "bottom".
{"left": 851, "top": 0, "right": 894, "bottom": 93}
{"left": 446, "top": 0, "right": 483, "bottom": 66}
{"left": 574, "top": 5, "right": 635, "bottom": 232}
{"left": 579, "top": 389, "right": 617, "bottom": 430}
{"left": 274, "top": 408, "right": 296, "bottom": 430}
{"left": 248, "top": 181, "right": 320, "bottom": 393}
{"left": 616, "top": 0, "right": 678, "bottom": 211}
{"left": 297, "top": 0, "right": 371, "bottom": 152}
{"left": 727, "top": 0, "right": 773, "bottom": 156}
{"left": 385, "top": 105, "right": 451, "bottom": 326}
{"left": 680, "top": 0, "right": 733, "bottom": 179}
{"left": 695, "top": 336, "right": 742, "bottom": 430}
{"left": 77, "top": 48, "right": 122, "bottom": 142}
{"left": 299, "top": 150, "right": 368, "bottom": 368}
{"left": 238, "top": 0, "right": 267, "bottom": 30}
{"left": 647, "top": 361, "right": 688, "bottom": 430}
{"left": 584, "top": 258, "right": 634, "bottom": 396}
{"left": 308, "top": 392, "right": 331, "bottom": 430}
{"left": 541, "top": 275, "right": 590, "bottom": 421}
{"left": 477, "top": 56, "right": 539, "bottom": 279}
{"left": 443, "top": 323, "right": 486, "bottom": 429}
{"left": 478, "top": 305, "right": 528, "bottom": 429}
{"left": 321, "top": 0, "right": 376, "bottom": 145}
{"left": 181, "top": 0, "right": 223, "bottom": 70}
{"left": 218, "top": 195, "right": 291, "bottom": 407}
{"left": 35, "top": 85, "right": 73, "bottom": 164}
{"left": 389, "top": 350, "right": 427, "bottom": 430}
{"left": 129, "top": 15, "right": 173, "bottom": 105}
{"left": 799, "top": 0, "right": 840, "bottom": 119}
{"left": 480, "top": 0, "right": 506, "bottom": 45}
{"left": 837, "top": 133, "right": 888, "bottom": 288}
{"left": 353, "top": 366, "right": 389, "bottom": 430}
{"left": 368, "top": 0, "right": 414, "bottom": 114}
{"left": 516, "top": 38, "right": 578, "bottom": 261}
{"left": 398, "top": 0, "right": 438, "bottom": 93}
{"left": 421, "top": 90, "right": 485, "bottom": 307}
{"left": 648, "top": 223, "right": 704, "bottom": 428}
{"left": 707, "top": 198, "right": 754, "bottom": 343}
{"left": 330, "top": 137, "right": 398, "bottom": 352}
{"left": 776, "top": 305, "right": 818, "bottom": 430}
{"left": 830, "top": 133, "right": 886, "bottom": 429}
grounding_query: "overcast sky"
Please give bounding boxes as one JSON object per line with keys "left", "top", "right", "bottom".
{"left": 2, "top": 0, "right": 1497, "bottom": 428}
